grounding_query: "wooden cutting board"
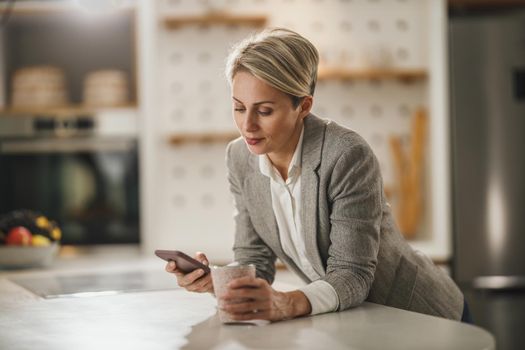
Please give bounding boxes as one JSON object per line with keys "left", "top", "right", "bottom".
{"left": 388, "top": 108, "right": 427, "bottom": 239}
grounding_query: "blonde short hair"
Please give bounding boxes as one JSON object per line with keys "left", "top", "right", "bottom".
{"left": 225, "top": 27, "right": 319, "bottom": 108}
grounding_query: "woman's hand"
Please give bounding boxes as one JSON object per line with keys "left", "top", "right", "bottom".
{"left": 165, "top": 252, "right": 213, "bottom": 293}
{"left": 219, "top": 276, "right": 312, "bottom": 322}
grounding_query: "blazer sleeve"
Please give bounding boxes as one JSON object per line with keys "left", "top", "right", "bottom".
{"left": 225, "top": 142, "right": 277, "bottom": 284}
{"left": 322, "top": 138, "right": 383, "bottom": 310}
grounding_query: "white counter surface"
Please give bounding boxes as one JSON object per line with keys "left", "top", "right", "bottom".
{"left": 0, "top": 246, "right": 495, "bottom": 350}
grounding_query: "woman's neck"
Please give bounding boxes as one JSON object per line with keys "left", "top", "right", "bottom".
{"left": 268, "top": 122, "right": 303, "bottom": 181}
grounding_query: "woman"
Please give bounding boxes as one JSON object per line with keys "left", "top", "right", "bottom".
{"left": 165, "top": 28, "right": 468, "bottom": 323}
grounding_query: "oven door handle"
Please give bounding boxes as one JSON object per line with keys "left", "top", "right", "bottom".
{"left": 0, "top": 138, "right": 136, "bottom": 154}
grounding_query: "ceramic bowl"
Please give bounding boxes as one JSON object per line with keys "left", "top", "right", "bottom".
{"left": 0, "top": 243, "right": 59, "bottom": 269}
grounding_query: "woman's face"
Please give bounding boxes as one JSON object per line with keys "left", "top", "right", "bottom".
{"left": 231, "top": 71, "right": 312, "bottom": 159}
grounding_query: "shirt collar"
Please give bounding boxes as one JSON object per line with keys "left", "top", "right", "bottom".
{"left": 259, "top": 125, "right": 305, "bottom": 180}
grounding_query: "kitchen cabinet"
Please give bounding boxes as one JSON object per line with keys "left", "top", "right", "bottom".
{"left": 0, "top": 2, "right": 142, "bottom": 246}
{"left": 0, "top": 1, "right": 138, "bottom": 114}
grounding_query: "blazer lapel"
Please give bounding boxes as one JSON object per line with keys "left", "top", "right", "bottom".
{"left": 301, "top": 114, "right": 327, "bottom": 276}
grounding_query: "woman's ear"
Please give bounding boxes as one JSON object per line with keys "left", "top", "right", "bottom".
{"left": 299, "top": 96, "right": 313, "bottom": 119}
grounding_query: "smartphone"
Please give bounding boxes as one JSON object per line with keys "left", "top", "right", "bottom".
{"left": 155, "top": 249, "right": 210, "bottom": 274}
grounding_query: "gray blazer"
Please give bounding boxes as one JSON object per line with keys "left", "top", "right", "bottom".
{"left": 226, "top": 114, "right": 464, "bottom": 320}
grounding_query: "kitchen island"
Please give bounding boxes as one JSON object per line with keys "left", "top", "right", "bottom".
{"left": 0, "top": 247, "right": 495, "bottom": 350}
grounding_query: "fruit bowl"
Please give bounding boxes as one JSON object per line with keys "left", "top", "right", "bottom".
{"left": 0, "top": 242, "right": 60, "bottom": 269}
{"left": 0, "top": 210, "right": 62, "bottom": 269}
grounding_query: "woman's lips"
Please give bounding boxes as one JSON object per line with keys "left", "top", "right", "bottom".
{"left": 245, "top": 137, "right": 263, "bottom": 145}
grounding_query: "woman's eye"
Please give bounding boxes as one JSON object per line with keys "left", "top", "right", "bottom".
{"left": 234, "top": 108, "right": 245, "bottom": 113}
{"left": 258, "top": 110, "right": 272, "bottom": 116}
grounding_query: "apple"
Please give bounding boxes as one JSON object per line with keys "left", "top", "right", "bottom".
{"left": 6, "top": 226, "right": 33, "bottom": 246}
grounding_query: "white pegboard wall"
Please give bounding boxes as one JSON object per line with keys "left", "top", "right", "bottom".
{"left": 149, "top": 0, "right": 433, "bottom": 262}
{"left": 158, "top": 26, "right": 252, "bottom": 134}
{"left": 158, "top": 0, "right": 430, "bottom": 137}
{"left": 161, "top": 0, "right": 429, "bottom": 69}
{"left": 154, "top": 142, "right": 235, "bottom": 260}
{"left": 313, "top": 79, "right": 427, "bottom": 185}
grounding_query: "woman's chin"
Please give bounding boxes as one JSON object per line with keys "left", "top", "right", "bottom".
{"left": 245, "top": 143, "right": 267, "bottom": 155}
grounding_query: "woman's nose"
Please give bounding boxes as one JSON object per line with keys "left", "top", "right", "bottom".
{"left": 243, "top": 112, "right": 259, "bottom": 132}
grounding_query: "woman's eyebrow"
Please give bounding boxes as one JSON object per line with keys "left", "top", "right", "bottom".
{"left": 232, "top": 97, "right": 276, "bottom": 105}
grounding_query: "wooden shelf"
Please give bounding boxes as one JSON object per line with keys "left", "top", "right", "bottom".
{"left": 0, "top": 1, "right": 135, "bottom": 15}
{"left": 317, "top": 67, "right": 427, "bottom": 83}
{"left": 169, "top": 131, "right": 240, "bottom": 145}
{"left": 163, "top": 11, "right": 267, "bottom": 29}
{"left": 448, "top": 0, "right": 525, "bottom": 9}
{"left": 0, "top": 1, "right": 75, "bottom": 15}
{"left": 0, "top": 104, "right": 138, "bottom": 117}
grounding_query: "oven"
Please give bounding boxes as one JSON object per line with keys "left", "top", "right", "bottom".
{"left": 0, "top": 111, "right": 140, "bottom": 245}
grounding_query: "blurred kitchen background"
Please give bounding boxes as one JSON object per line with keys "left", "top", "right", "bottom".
{"left": 0, "top": 0, "right": 524, "bottom": 348}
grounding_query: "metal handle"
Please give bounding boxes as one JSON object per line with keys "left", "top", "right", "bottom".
{"left": 0, "top": 138, "right": 136, "bottom": 154}
{"left": 472, "top": 275, "right": 525, "bottom": 290}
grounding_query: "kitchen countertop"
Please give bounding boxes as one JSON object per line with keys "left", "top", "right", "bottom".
{"left": 0, "top": 246, "right": 495, "bottom": 350}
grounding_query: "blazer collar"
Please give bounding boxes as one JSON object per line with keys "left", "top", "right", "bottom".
{"left": 301, "top": 114, "right": 326, "bottom": 171}
{"left": 248, "top": 113, "right": 326, "bottom": 171}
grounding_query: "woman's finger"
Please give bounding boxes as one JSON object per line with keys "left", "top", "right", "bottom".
{"left": 165, "top": 262, "right": 187, "bottom": 279}
{"left": 165, "top": 261, "right": 176, "bottom": 272}
{"left": 196, "top": 278, "right": 212, "bottom": 293}
{"left": 179, "top": 268, "right": 207, "bottom": 286}
{"left": 227, "top": 276, "right": 260, "bottom": 289}
{"left": 165, "top": 261, "right": 183, "bottom": 275}
{"left": 222, "top": 286, "right": 269, "bottom": 302}
{"left": 187, "top": 275, "right": 212, "bottom": 292}
{"left": 195, "top": 251, "right": 209, "bottom": 266}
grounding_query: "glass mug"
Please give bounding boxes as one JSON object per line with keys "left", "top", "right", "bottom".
{"left": 211, "top": 263, "right": 256, "bottom": 324}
